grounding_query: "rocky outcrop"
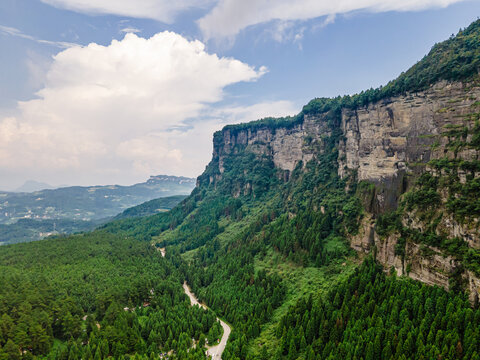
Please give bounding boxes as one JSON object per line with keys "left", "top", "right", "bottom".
{"left": 211, "top": 80, "right": 480, "bottom": 301}
{"left": 339, "top": 81, "right": 480, "bottom": 211}
{"left": 352, "top": 216, "right": 452, "bottom": 285}
{"left": 339, "top": 81, "right": 480, "bottom": 181}
{"left": 351, "top": 215, "right": 480, "bottom": 303}
{"left": 213, "top": 114, "right": 329, "bottom": 175}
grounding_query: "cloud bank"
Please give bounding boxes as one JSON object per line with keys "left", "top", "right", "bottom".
{"left": 0, "top": 32, "right": 294, "bottom": 187}
{"left": 197, "top": 0, "right": 468, "bottom": 40}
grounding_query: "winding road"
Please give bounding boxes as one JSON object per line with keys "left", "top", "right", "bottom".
{"left": 183, "top": 282, "right": 231, "bottom": 360}
{"left": 157, "top": 245, "right": 231, "bottom": 359}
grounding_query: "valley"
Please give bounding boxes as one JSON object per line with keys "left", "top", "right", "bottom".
{"left": 1, "top": 17, "right": 480, "bottom": 360}
{"left": 0, "top": 176, "right": 194, "bottom": 245}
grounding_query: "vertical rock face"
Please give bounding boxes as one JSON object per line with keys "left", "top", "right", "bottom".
{"left": 212, "top": 114, "right": 329, "bottom": 175}
{"left": 338, "top": 81, "right": 480, "bottom": 302}
{"left": 339, "top": 81, "right": 480, "bottom": 211}
{"left": 210, "top": 80, "right": 480, "bottom": 301}
{"left": 351, "top": 215, "right": 480, "bottom": 302}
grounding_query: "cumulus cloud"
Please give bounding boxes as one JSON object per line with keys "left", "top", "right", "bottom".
{"left": 0, "top": 32, "right": 283, "bottom": 187}
{"left": 197, "top": 0, "right": 467, "bottom": 40}
{"left": 40, "top": 0, "right": 214, "bottom": 23}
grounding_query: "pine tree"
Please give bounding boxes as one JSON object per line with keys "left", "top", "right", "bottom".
{"left": 3, "top": 340, "right": 20, "bottom": 360}
{"left": 93, "top": 347, "right": 102, "bottom": 360}
{"left": 287, "top": 338, "right": 297, "bottom": 360}
{"left": 260, "top": 346, "right": 268, "bottom": 360}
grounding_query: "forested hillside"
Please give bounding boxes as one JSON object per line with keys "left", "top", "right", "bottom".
{"left": 0, "top": 182, "right": 191, "bottom": 245}
{"left": 103, "top": 19, "right": 480, "bottom": 359}
{"left": 277, "top": 258, "right": 480, "bottom": 360}
{"left": 0, "top": 232, "right": 220, "bottom": 359}
{"left": 1, "top": 18, "right": 480, "bottom": 360}
{"left": 113, "top": 195, "right": 188, "bottom": 220}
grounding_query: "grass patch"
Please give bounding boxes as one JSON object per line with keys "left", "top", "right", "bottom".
{"left": 250, "top": 247, "right": 357, "bottom": 357}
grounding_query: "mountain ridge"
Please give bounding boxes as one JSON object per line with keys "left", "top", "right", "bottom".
{"left": 14, "top": 180, "right": 55, "bottom": 193}
{"left": 1, "top": 18, "right": 480, "bottom": 360}
{"left": 103, "top": 20, "right": 480, "bottom": 314}
{"left": 0, "top": 175, "right": 195, "bottom": 245}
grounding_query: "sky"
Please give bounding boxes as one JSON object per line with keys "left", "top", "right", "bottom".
{"left": 0, "top": 0, "right": 479, "bottom": 190}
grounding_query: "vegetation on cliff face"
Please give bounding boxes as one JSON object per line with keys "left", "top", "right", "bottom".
{"left": 375, "top": 98, "right": 480, "bottom": 281}
{"left": 2, "top": 17, "right": 480, "bottom": 360}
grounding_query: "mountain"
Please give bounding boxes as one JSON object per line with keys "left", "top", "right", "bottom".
{"left": 14, "top": 180, "right": 55, "bottom": 192}
{"left": 0, "top": 175, "right": 195, "bottom": 245}
{"left": 113, "top": 195, "right": 188, "bottom": 220}
{"left": 0, "top": 196, "right": 189, "bottom": 246}
{"left": 0, "top": 175, "right": 195, "bottom": 225}
{"left": 101, "top": 20, "right": 480, "bottom": 358}
{"left": 1, "top": 19, "right": 480, "bottom": 360}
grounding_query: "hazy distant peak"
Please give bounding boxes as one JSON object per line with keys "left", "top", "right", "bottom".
{"left": 147, "top": 175, "right": 196, "bottom": 184}
{"left": 15, "top": 180, "right": 54, "bottom": 193}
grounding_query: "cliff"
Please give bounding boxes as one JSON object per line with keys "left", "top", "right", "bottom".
{"left": 190, "top": 20, "right": 480, "bottom": 303}
{"left": 206, "top": 80, "right": 480, "bottom": 302}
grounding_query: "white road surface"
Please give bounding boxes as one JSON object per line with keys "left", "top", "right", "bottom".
{"left": 183, "top": 282, "right": 231, "bottom": 360}
{"left": 153, "top": 244, "right": 166, "bottom": 257}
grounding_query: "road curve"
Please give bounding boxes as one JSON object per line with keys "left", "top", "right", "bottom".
{"left": 183, "top": 282, "right": 231, "bottom": 359}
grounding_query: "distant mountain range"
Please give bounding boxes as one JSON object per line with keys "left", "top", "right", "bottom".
{"left": 0, "top": 175, "right": 195, "bottom": 245}
{"left": 2, "top": 18, "right": 480, "bottom": 360}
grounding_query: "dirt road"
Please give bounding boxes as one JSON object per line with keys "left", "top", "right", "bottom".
{"left": 183, "top": 282, "right": 231, "bottom": 359}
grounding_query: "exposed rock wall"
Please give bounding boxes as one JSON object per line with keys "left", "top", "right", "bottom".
{"left": 211, "top": 80, "right": 480, "bottom": 301}
{"left": 350, "top": 215, "right": 480, "bottom": 302}
{"left": 213, "top": 114, "right": 329, "bottom": 175}
{"left": 339, "top": 81, "right": 480, "bottom": 211}
{"left": 340, "top": 81, "right": 480, "bottom": 302}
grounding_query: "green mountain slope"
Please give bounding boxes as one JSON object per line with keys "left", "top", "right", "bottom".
{"left": 0, "top": 232, "right": 219, "bottom": 360}
{"left": 101, "top": 19, "right": 480, "bottom": 359}
{"left": 1, "top": 18, "right": 480, "bottom": 360}
{"left": 113, "top": 195, "right": 188, "bottom": 220}
{"left": 0, "top": 175, "right": 194, "bottom": 225}
{"left": 0, "top": 175, "right": 194, "bottom": 245}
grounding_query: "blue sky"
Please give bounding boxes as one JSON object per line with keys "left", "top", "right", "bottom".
{"left": 0, "top": 0, "right": 479, "bottom": 190}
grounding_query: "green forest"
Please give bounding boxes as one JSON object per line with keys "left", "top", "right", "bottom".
{"left": 0, "top": 233, "right": 219, "bottom": 360}
{"left": 276, "top": 258, "right": 480, "bottom": 360}
{"left": 1, "top": 17, "right": 480, "bottom": 360}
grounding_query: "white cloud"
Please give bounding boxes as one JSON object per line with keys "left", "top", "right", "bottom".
{"left": 0, "top": 32, "right": 281, "bottom": 187}
{"left": 198, "top": 0, "right": 467, "bottom": 40}
{"left": 120, "top": 27, "right": 141, "bottom": 34}
{"left": 145, "top": 100, "right": 299, "bottom": 178}
{"left": 40, "top": 0, "right": 214, "bottom": 23}
{"left": 0, "top": 25, "right": 77, "bottom": 48}
{"left": 25, "top": 50, "right": 52, "bottom": 90}
{"left": 208, "top": 101, "right": 298, "bottom": 124}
